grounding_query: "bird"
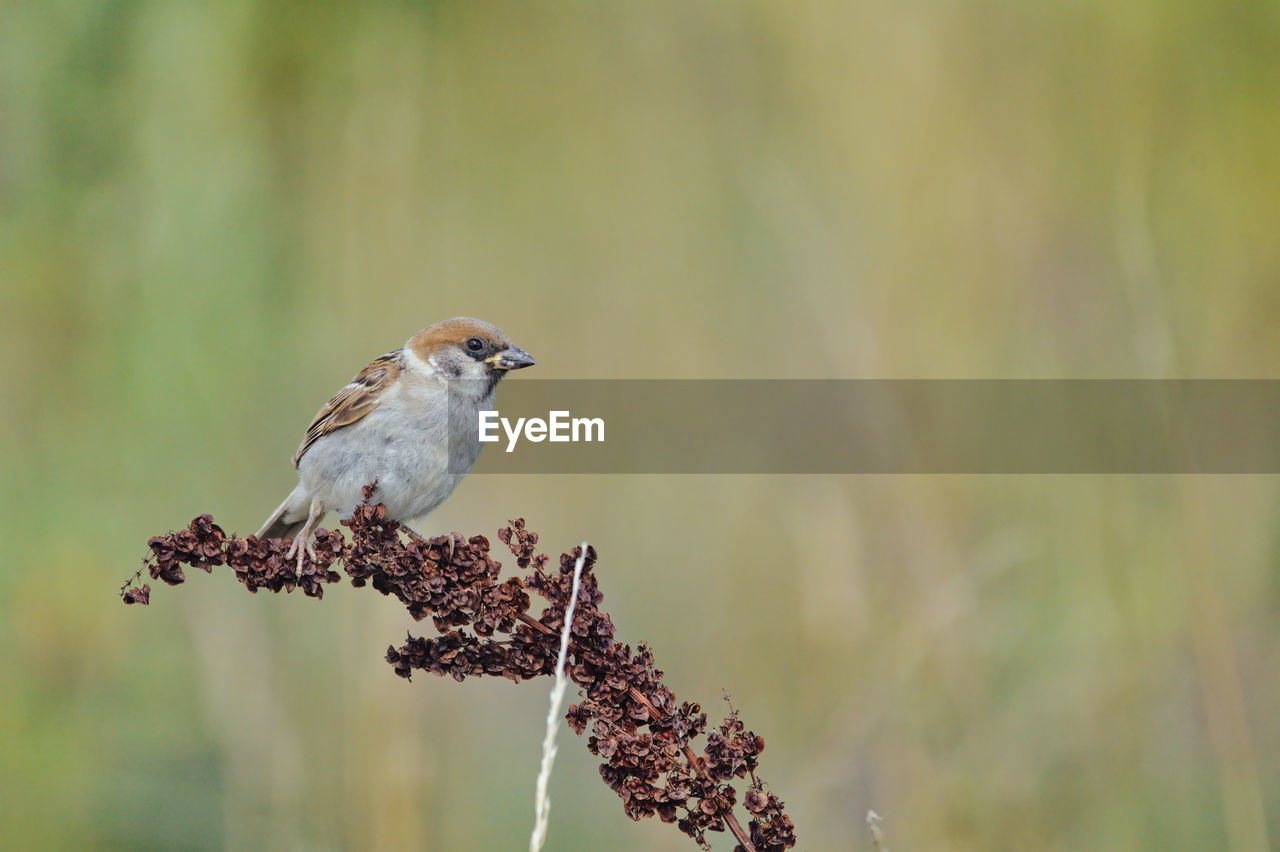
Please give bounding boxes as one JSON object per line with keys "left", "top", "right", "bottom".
{"left": 256, "top": 317, "right": 535, "bottom": 575}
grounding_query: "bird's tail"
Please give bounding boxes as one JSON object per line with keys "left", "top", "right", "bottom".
{"left": 256, "top": 490, "right": 307, "bottom": 541}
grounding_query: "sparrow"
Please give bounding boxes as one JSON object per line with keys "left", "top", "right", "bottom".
{"left": 257, "top": 317, "right": 535, "bottom": 574}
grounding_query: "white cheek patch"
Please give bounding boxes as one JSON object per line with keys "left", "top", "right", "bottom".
{"left": 402, "top": 344, "right": 441, "bottom": 378}
{"left": 427, "top": 354, "right": 461, "bottom": 378}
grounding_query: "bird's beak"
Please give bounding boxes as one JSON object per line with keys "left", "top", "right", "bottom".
{"left": 486, "top": 345, "right": 536, "bottom": 370}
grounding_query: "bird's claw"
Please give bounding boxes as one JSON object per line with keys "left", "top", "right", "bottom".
{"left": 401, "top": 524, "right": 454, "bottom": 561}
{"left": 284, "top": 536, "right": 317, "bottom": 579}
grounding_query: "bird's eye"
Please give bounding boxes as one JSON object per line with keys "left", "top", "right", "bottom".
{"left": 465, "top": 337, "right": 485, "bottom": 353}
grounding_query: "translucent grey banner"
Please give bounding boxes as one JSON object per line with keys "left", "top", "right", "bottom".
{"left": 450, "top": 381, "right": 1280, "bottom": 473}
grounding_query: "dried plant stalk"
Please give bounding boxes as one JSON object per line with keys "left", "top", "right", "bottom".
{"left": 125, "top": 497, "right": 797, "bottom": 852}
{"left": 529, "top": 541, "right": 587, "bottom": 852}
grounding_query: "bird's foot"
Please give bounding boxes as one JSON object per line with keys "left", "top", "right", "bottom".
{"left": 284, "top": 501, "right": 327, "bottom": 581}
{"left": 401, "top": 523, "right": 456, "bottom": 561}
{"left": 284, "top": 535, "right": 317, "bottom": 579}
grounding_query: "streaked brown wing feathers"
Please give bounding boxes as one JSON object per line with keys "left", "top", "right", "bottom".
{"left": 292, "top": 350, "right": 403, "bottom": 466}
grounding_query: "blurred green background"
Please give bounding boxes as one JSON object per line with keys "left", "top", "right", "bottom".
{"left": 3, "top": 2, "right": 1278, "bottom": 849}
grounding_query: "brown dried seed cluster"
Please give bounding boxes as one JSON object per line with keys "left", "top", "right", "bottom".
{"left": 144, "top": 514, "right": 342, "bottom": 598}
{"left": 126, "top": 502, "right": 795, "bottom": 852}
{"left": 146, "top": 513, "right": 226, "bottom": 585}
{"left": 121, "top": 584, "right": 150, "bottom": 605}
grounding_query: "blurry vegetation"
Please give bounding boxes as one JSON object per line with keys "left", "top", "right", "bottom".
{"left": 2, "top": 1, "right": 1278, "bottom": 849}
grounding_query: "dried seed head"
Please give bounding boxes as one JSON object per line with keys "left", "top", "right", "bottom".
{"left": 129, "top": 503, "right": 795, "bottom": 851}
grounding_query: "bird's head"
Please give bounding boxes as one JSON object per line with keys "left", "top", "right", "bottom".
{"left": 406, "top": 317, "right": 535, "bottom": 397}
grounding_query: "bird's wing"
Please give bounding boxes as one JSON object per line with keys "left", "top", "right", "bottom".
{"left": 292, "top": 349, "right": 405, "bottom": 467}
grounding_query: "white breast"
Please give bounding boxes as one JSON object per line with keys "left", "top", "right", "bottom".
{"left": 296, "top": 380, "right": 493, "bottom": 522}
